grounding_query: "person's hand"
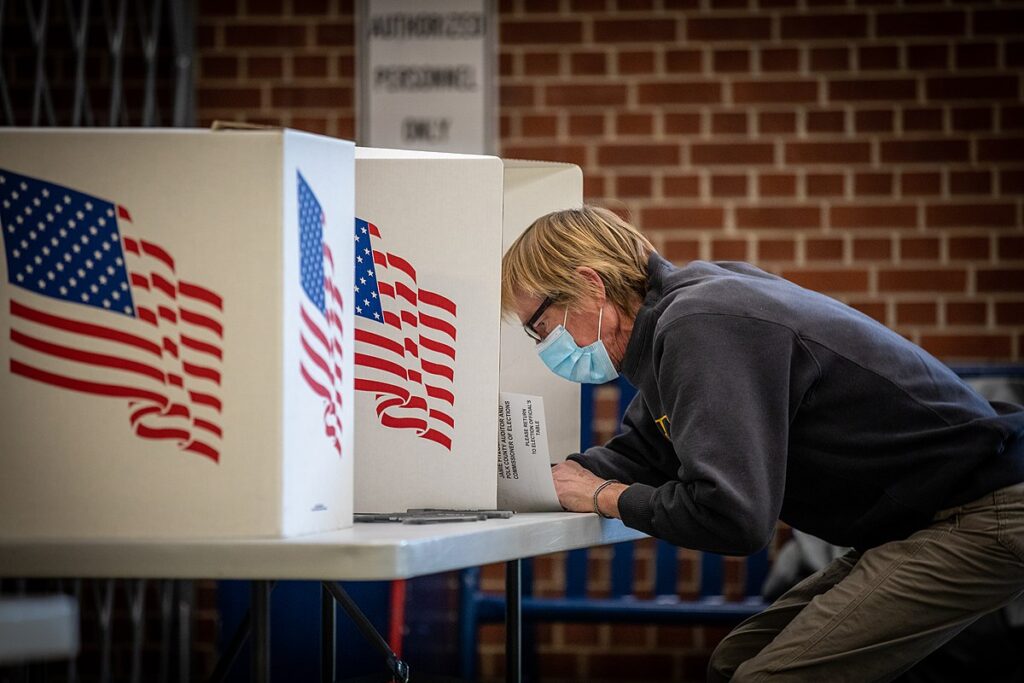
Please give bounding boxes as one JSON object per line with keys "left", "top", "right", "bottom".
{"left": 552, "top": 460, "right": 626, "bottom": 517}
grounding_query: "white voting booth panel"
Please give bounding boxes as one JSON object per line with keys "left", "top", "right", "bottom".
{"left": 353, "top": 148, "right": 503, "bottom": 512}
{"left": 351, "top": 150, "right": 581, "bottom": 512}
{"left": 500, "top": 161, "right": 583, "bottom": 463}
{"left": 0, "top": 128, "right": 355, "bottom": 539}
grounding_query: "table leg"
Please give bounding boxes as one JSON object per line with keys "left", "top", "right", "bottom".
{"left": 506, "top": 559, "right": 522, "bottom": 683}
{"left": 321, "top": 583, "right": 336, "bottom": 683}
{"left": 251, "top": 581, "right": 271, "bottom": 683}
{"left": 322, "top": 581, "right": 409, "bottom": 683}
{"left": 178, "top": 580, "right": 193, "bottom": 683}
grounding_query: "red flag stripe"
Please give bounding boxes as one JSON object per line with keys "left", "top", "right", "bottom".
{"left": 188, "top": 390, "right": 222, "bottom": 412}
{"left": 325, "top": 309, "right": 345, "bottom": 339}
{"left": 158, "top": 306, "right": 177, "bottom": 323}
{"left": 419, "top": 312, "right": 456, "bottom": 341}
{"left": 179, "top": 281, "right": 224, "bottom": 310}
{"left": 424, "top": 404, "right": 454, "bottom": 425}
{"left": 377, "top": 409, "right": 428, "bottom": 432}
{"left": 128, "top": 403, "right": 191, "bottom": 425}
{"left": 10, "top": 329, "right": 167, "bottom": 384}
{"left": 425, "top": 384, "right": 455, "bottom": 405}
{"left": 300, "top": 364, "right": 333, "bottom": 402}
{"left": 419, "top": 289, "right": 457, "bottom": 316}
{"left": 429, "top": 409, "right": 455, "bottom": 429}
{"left": 421, "top": 429, "right": 452, "bottom": 450}
{"left": 11, "top": 359, "right": 169, "bottom": 407}
{"left": 387, "top": 254, "right": 416, "bottom": 281}
{"left": 10, "top": 299, "right": 162, "bottom": 357}
{"left": 184, "top": 440, "right": 220, "bottom": 462}
{"left": 134, "top": 424, "right": 191, "bottom": 441}
{"left": 166, "top": 403, "right": 191, "bottom": 418}
{"left": 306, "top": 322, "right": 342, "bottom": 384}
{"left": 180, "top": 335, "right": 223, "bottom": 360}
{"left": 395, "top": 282, "right": 417, "bottom": 306}
{"left": 403, "top": 395, "right": 429, "bottom": 411}
{"left": 193, "top": 419, "right": 223, "bottom": 438}
{"left": 130, "top": 405, "right": 163, "bottom": 425}
{"left": 354, "top": 378, "right": 410, "bottom": 402}
{"left": 150, "top": 273, "right": 176, "bottom": 300}
{"left": 355, "top": 353, "right": 408, "bottom": 380}
{"left": 180, "top": 308, "right": 223, "bottom": 338}
{"left": 325, "top": 278, "right": 344, "bottom": 306}
{"left": 182, "top": 361, "right": 221, "bottom": 385}
{"left": 301, "top": 335, "right": 333, "bottom": 379}
{"left": 140, "top": 240, "right": 175, "bottom": 270}
{"left": 137, "top": 307, "right": 158, "bottom": 326}
{"left": 421, "top": 359, "right": 454, "bottom": 382}
{"left": 419, "top": 336, "right": 455, "bottom": 360}
{"left": 301, "top": 306, "right": 330, "bottom": 350}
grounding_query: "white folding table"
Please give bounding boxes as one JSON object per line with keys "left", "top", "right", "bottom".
{"left": 0, "top": 512, "right": 646, "bottom": 682}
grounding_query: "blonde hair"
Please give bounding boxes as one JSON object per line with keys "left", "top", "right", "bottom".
{"left": 501, "top": 205, "right": 655, "bottom": 319}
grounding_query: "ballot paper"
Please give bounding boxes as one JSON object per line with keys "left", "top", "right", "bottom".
{"left": 497, "top": 392, "right": 563, "bottom": 512}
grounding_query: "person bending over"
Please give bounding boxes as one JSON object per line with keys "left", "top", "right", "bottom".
{"left": 502, "top": 205, "right": 1024, "bottom": 682}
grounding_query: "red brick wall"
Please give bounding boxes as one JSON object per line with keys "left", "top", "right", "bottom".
{"left": 495, "top": 4, "right": 1024, "bottom": 362}
{"left": 196, "top": 1, "right": 1023, "bottom": 680}
{"left": 198, "top": 0, "right": 1023, "bottom": 361}
{"left": 197, "top": 0, "right": 358, "bottom": 138}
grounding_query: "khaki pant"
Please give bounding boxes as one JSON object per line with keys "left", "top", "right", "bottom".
{"left": 708, "top": 482, "right": 1024, "bottom": 682}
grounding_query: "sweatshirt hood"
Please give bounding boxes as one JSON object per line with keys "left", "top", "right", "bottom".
{"left": 621, "top": 252, "right": 675, "bottom": 386}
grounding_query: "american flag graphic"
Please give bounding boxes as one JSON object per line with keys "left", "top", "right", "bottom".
{"left": 353, "top": 218, "right": 457, "bottom": 450}
{"left": 297, "top": 171, "right": 344, "bottom": 456}
{"left": 1, "top": 169, "right": 225, "bottom": 461}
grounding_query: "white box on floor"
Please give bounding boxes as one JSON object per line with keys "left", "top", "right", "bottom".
{"left": 500, "top": 160, "right": 583, "bottom": 463}
{"left": 0, "top": 128, "right": 355, "bottom": 539}
{"left": 352, "top": 149, "right": 581, "bottom": 512}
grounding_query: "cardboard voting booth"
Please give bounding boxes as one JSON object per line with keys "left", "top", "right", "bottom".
{"left": 353, "top": 148, "right": 503, "bottom": 512}
{"left": 0, "top": 128, "right": 355, "bottom": 539}
{"left": 352, "top": 149, "right": 582, "bottom": 512}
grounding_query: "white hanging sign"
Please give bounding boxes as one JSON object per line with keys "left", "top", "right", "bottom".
{"left": 358, "top": 0, "right": 495, "bottom": 154}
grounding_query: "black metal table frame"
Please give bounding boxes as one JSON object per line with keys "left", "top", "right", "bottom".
{"left": 208, "top": 559, "right": 524, "bottom": 683}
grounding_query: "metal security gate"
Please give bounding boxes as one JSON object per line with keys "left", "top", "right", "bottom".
{"left": 0, "top": 0, "right": 195, "bottom": 127}
{"left": 1, "top": 2, "right": 198, "bottom": 681}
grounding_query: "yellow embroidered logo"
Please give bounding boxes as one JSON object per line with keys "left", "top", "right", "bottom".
{"left": 655, "top": 415, "right": 671, "bottom": 440}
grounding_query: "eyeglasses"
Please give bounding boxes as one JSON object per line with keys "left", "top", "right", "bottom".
{"left": 523, "top": 296, "right": 554, "bottom": 342}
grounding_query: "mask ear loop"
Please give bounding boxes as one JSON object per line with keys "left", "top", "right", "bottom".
{"left": 562, "top": 307, "right": 569, "bottom": 327}
{"left": 597, "top": 305, "right": 604, "bottom": 341}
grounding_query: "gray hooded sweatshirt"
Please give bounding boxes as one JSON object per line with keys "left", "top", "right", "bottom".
{"left": 569, "top": 254, "right": 1024, "bottom": 554}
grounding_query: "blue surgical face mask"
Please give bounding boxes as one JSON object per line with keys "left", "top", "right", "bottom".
{"left": 536, "top": 307, "right": 619, "bottom": 384}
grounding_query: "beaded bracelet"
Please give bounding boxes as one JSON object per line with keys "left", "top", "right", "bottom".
{"left": 592, "top": 479, "right": 620, "bottom": 519}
